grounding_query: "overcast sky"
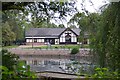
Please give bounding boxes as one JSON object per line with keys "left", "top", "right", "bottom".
{"left": 51, "top": 0, "right": 110, "bottom": 27}
{"left": 76, "top": 0, "right": 109, "bottom": 13}
{"left": 26, "top": 0, "right": 110, "bottom": 27}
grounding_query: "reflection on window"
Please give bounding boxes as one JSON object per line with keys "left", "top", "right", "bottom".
{"left": 33, "top": 60, "right": 37, "bottom": 65}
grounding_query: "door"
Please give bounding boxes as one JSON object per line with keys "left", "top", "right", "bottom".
{"left": 65, "top": 35, "right": 71, "bottom": 44}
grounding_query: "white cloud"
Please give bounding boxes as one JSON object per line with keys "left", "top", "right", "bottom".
{"left": 76, "top": 0, "right": 109, "bottom": 13}
{"left": 109, "top": 0, "right": 120, "bottom": 2}
{"left": 50, "top": 0, "right": 110, "bottom": 27}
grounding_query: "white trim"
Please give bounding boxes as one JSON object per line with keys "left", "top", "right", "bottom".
{"left": 87, "top": 39, "right": 90, "bottom": 44}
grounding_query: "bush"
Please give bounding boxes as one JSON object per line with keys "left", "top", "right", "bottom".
{"left": 2, "top": 49, "right": 19, "bottom": 70}
{"left": 91, "top": 67, "right": 120, "bottom": 78}
{"left": 71, "top": 47, "right": 79, "bottom": 55}
{"left": 1, "top": 49, "right": 37, "bottom": 79}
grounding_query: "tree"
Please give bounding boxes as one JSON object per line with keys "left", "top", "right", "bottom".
{"left": 2, "top": 1, "right": 77, "bottom": 24}
{"left": 58, "top": 24, "right": 65, "bottom": 28}
{"left": 68, "top": 12, "right": 101, "bottom": 45}
{"left": 1, "top": 49, "right": 36, "bottom": 79}
{"left": 2, "top": 49, "right": 19, "bottom": 70}
{"left": 92, "top": 2, "right": 120, "bottom": 73}
{"left": 2, "top": 10, "right": 27, "bottom": 44}
{"left": 2, "top": 2, "right": 31, "bottom": 11}
{"left": 2, "top": 22, "right": 16, "bottom": 46}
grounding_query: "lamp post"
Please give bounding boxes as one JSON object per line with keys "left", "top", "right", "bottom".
{"left": 32, "top": 35, "right": 33, "bottom": 48}
{"left": 22, "top": 26, "right": 25, "bottom": 45}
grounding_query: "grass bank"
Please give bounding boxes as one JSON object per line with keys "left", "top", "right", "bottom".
{"left": 28, "top": 44, "right": 89, "bottom": 49}
{"left": 2, "top": 45, "right": 19, "bottom": 49}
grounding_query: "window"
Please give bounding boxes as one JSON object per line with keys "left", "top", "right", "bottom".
{"left": 72, "top": 36, "right": 77, "bottom": 42}
{"left": 26, "top": 39, "right": 29, "bottom": 42}
{"left": 26, "top": 39, "right": 33, "bottom": 42}
{"left": 37, "top": 39, "right": 44, "bottom": 42}
{"left": 30, "top": 39, "right": 33, "bottom": 42}
{"left": 34, "top": 39, "right": 37, "bottom": 42}
{"left": 41, "top": 39, "right": 44, "bottom": 42}
{"left": 33, "top": 60, "right": 37, "bottom": 65}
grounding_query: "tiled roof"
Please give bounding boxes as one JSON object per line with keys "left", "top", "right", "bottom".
{"left": 25, "top": 28, "right": 80, "bottom": 37}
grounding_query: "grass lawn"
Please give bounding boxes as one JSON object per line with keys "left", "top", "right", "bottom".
{"left": 2, "top": 45, "right": 19, "bottom": 49}
{"left": 29, "top": 44, "right": 89, "bottom": 49}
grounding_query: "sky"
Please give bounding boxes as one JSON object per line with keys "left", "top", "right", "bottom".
{"left": 76, "top": 0, "right": 109, "bottom": 13}
{"left": 51, "top": 0, "right": 110, "bottom": 27}
{"left": 26, "top": 0, "right": 110, "bottom": 27}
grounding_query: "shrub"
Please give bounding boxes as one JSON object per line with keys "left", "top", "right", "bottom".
{"left": 1, "top": 49, "right": 37, "bottom": 79}
{"left": 91, "top": 67, "right": 120, "bottom": 78}
{"left": 2, "top": 49, "right": 19, "bottom": 70}
{"left": 71, "top": 47, "right": 79, "bottom": 55}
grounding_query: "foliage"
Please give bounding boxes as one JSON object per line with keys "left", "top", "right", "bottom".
{"left": 1, "top": 49, "right": 36, "bottom": 79}
{"left": 70, "top": 47, "right": 79, "bottom": 55}
{"left": 2, "top": 1, "right": 77, "bottom": 25}
{"left": 67, "top": 1, "right": 120, "bottom": 76}
{"left": 13, "top": 61, "right": 36, "bottom": 78}
{"left": 58, "top": 24, "right": 65, "bottom": 28}
{"left": 25, "top": 1, "right": 77, "bottom": 24}
{"left": 77, "top": 67, "right": 119, "bottom": 79}
{"left": 1, "top": 63, "right": 36, "bottom": 79}
{"left": 68, "top": 2, "right": 120, "bottom": 75}
{"left": 92, "top": 2, "right": 120, "bottom": 73}
{"left": 0, "top": 66, "right": 14, "bottom": 80}
{"left": 35, "top": 22, "right": 58, "bottom": 28}
{"left": 91, "top": 67, "right": 119, "bottom": 79}
{"left": 2, "top": 2, "right": 30, "bottom": 11}
{"left": 2, "top": 22, "right": 16, "bottom": 46}
{"left": 2, "top": 49, "right": 19, "bottom": 71}
{"left": 2, "top": 10, "right": 26, "bottom": 46}
{"left": 68, "top": 12, "right": 101, "bottom": 44}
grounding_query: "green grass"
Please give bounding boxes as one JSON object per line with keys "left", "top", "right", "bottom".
{"left": 28, "top": 44, "right": 89, "bottom": 49}
{"left": 81, "top": 44, "right": 90, "bottom": 48}
{"left": 2, "top": 45, "right": 19, "bottom": 49}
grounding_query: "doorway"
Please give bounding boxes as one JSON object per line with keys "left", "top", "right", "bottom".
{"left": 65, "top": 34, "right": 71, "bottom": 44}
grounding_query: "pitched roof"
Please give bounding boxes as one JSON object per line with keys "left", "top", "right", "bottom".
{"left": 25, "top": 28, "right": 80, "bottom": 37}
